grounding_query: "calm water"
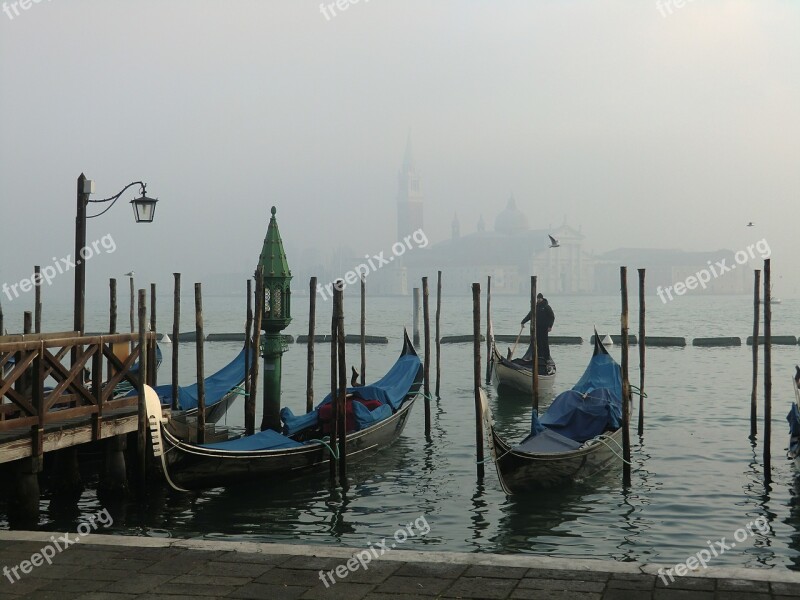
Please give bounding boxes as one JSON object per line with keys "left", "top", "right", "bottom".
{"left": 2, "top": 291, "right": 800, "bottom": 571}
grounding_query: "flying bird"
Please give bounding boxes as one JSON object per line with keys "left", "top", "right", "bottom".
{"left": 746, "top": 222, "right": 754, "bottom": 227}
{"left": 548, "top": 235, "right": 560, "bottom": 248}
{"left": 124, "top": 271, "right": 135, "bottom": 277}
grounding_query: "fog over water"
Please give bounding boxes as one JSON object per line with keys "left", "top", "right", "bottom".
{"left": 1, "top": 1, "right": 799, "bottom": 311}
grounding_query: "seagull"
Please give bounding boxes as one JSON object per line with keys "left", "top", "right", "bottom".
{"left": 548, "top": 235, "right": 560, "bottom": 248}
{"left": 747, "top": 222, "right": 754, "bottom": 227}
{"left": 124, "top": 271, "right": 135, "bottom": 277}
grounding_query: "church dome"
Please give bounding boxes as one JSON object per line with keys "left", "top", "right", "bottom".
{"left": 494, "top": 196, "right": 529, "bottom": 235}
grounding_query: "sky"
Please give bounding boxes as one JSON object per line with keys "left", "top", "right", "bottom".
{"left": 1, "top": 0, "right": 798, "bottom": 307}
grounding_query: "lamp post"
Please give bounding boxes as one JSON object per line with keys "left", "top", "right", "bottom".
{"left": 257, "top": 207, "right": 292, "bottom": 432}
{"left": 73, "top": 173, "right": 157, "bottom": 336}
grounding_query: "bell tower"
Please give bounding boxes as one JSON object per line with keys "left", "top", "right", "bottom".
{"left": 396, "top": 131, "right": 423, "bottom": 241}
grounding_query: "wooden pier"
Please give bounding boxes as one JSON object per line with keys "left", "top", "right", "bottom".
{"left": 0, "top": 330, "right": 154, "bottom": 523}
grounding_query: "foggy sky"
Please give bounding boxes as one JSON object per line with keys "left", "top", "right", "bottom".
{"left": 1, "top": 0, "right": 798, "bottom": 304}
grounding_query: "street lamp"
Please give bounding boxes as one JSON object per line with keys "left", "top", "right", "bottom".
{"left": 74, "top": 173, "right": 158, "bottom": 336}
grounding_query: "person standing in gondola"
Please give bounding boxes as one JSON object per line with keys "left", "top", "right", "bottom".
{"left": 521, "top": 293, "right": 555, "bottom": 362}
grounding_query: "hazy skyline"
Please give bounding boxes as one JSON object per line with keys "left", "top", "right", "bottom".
{"left": 1, "top": 1, "right": 798, "bottom": 308}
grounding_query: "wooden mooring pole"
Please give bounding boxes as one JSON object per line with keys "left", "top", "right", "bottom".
{"left": 129, "top": 275, "right": 135, "bottom": 353}
{"left": 137, "top": 289, "right": 148, "bottom": 490}
{"left": 307, "top": 277, "right": 316, "bottom": 413}
{"left": 172, "top": 274, "right": 181, "bottom": 411}
{"left": 195, "top": 283, "right": 206, "bottom": 445}
{"left": 485, "top": 275, "right": 492, "bottom": 384}
{"left": 109, "top": 278, "right": 117, "bottom": 334}
{"left": 244, "top": 279, "right": 253, "bottom": 434}
{"left": 360, "top": 276, "right": 366, "bottom": 386}
{"left": 335, "top": 284, "right": 348, "bottom": 489}
{"left": 435, "top": 270, "right": 442, "bottom": 397}
{"left": 34, "top": 265, "right": 42, "bottom": 333}
{"left": 530, "top": 276, "right": 539, "bottom": 413}
{"left": 620, "top": 267, "right": 632, "bottom": 486}
{"left": 472, "top": 282, "right": 484, "bottom": 479}
{"left": 150, "top": 283, "right": 157, "bottom": 386}
{"left": 422, "top": 276, "right": 431, "bottom": 437}
{"left": 412, "top": 287, "right": 421, "bottom": 347}
{"left": 751, "top": 269, "right": 760, "bottom": 438}
{"left": 637, "top": 268, "right": 646, "bottom": 436}
{"left": 329, "top": 282, "right": 339, "bottom": 486}
{"left": 763, "top": 259, "right": 772, "bottom": 483}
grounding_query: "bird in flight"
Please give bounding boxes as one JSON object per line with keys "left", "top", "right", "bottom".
{"left": 124, "top": 271, "right": 135, "bottom": 277}
{"left": 548, "top": 235, "right": 560, "bottom": 248}
{"left": 746, "top": 222, "right": 754, "bottom": 227}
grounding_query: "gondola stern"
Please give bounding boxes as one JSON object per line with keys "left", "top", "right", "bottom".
{"left": 402, "top": 328, "right": 418, "bottom": 357}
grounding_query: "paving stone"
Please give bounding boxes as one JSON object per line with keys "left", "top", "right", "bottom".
{"left": 278, "top": 555, "right": 348, "bottom": 571}
{"left": 773, "top": 582, "right": 800, "bottom": 596}
{"left": 443, "top": 576, "right": 517, "bottom": 599}
{"left": 217, "top": 552, "right": 293, "bottom": 565}
{"left": 188, "top": 560, "right": 274, "bottom": 578}
{"left": 717, "top": 578, "right": 771, "bottom": 593}
{"left": 373, "top": 575, "right": 450, "bottom": 596}
{"left": 228, "top": 583, "right": 306, "bottom": 600}
{"left": 299, "top": 581, "right": 374, "bottom": 599}
{"left": 167, "top": 574, "right": 252, "bottom": 586}
{"left": 607, "top": 576, "right": 656, "bottom": 590}
{"left": 78, "top": 594, "right": 139, "bottom": 600}
{"left": 602, "top": 590, "right": 651, "bottom": 600}
{"left": 715, "top": 593, "right": 771, "bottom": 600}
{"left": 0, "top": 576, "right": 48, "bottom": 597}
{"left": 653, "top": 589, "right": 714, "bottom": 599}
{"left": 94, "top": 557, "right": 157, "bottom": 571}
{"left": 362, "top": 594, "right": 442, "bottom": 600}
{"left": 15, "top": 563, "right": 86, "bottom": 580}
{"left": 257, "top": 567, "right": 331, "bottom": 587}
{"left": 655, "top": 576, "right": 715, "bottom": 591}
{"left": 38, "top": 578, "right": 109, "bottom": 593}
{"left": 516, "top": 577, "right": 605, "bottom": 593}
{"left": 464, "top": 564, "right": 529, "bottom": 579}
{"left": 525, "top": 568, "right": 609, "bottom": 582}
{"left": 151, "top": 582, "right": 243, "bottom": 597}
{"left": 337, "top": 561, "right": 401, "bottom": 584}
{"left": 511, "top": 588, "right": 603, "bottom": 600}
{"left": 70, "top": 567, "right": 146, "bottom": 582}
{"left": 17, "top": 591, "right": 82, "bottom": 600}
{"left": 98, "top": 573, "right": 174, "bottom": 594}
{"left": 393, "top": 561, "right": 468, "bottom": 579}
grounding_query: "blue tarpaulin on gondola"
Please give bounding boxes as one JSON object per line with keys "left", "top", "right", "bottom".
{"left": 788, "top": 404, "right": 800, "bottom": 456}
{"left": 528, "top": 351, "right": 622, "bottom": 444}
{"left": 147, "top": 346, "right": 246, "bottom": 410}
{"left": 282, "top": 353, "right": 421, "bottom": 436}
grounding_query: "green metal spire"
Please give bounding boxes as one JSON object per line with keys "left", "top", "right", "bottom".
{"left": 257, "top": 206, "right": 292, "bottom": 279}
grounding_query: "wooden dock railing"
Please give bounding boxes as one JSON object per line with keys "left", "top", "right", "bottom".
{"left": 0, "top": 331, "right": 155, "bottom": 460}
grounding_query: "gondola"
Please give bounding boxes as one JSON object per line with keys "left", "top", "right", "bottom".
{"left": 145, "top": 333, "right": 423, "bottom": 491}
{"left": 128, "top": 346, "right": 247, "bottom": 427}
{"left": 787, "top": 366, "right": 800, "bottom": 463}
{"left": 481, "top": 333, "right": 624, "bottom": 493}
{"left": 490, "top": 341, "right": 556, "bottom": 398}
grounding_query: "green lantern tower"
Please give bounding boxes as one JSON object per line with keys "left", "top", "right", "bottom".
{"left": 257, "top": 206, "right": 292, "bottom": 432}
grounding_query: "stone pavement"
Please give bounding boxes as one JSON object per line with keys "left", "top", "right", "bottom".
{"left": 1, "top": 532, "right": 800, "bottom": 599}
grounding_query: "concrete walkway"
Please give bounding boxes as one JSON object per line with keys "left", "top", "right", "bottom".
{"left": 1, "top": 531, "right": 800, "bottom": 599}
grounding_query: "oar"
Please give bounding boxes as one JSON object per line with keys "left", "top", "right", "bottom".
{"left": 507, "top": 324, "right": 525, "bottom": 359}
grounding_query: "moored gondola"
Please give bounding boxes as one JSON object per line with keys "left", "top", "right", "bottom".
{"left": 482, "top": 333, "right": 624, "bottom": 494}
{"left": 146, "top": 333, "right": 423, "bottom": 491}
{"left": 490, "top": 341, "right": 556, "bottom": 399}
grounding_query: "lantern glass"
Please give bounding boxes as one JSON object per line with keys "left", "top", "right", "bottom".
{"left": 130, "top": 194, "right": 158, "bottom": 223}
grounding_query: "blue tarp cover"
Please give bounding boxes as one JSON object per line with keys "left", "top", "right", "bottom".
{"left": 282, "top": 353, "right": 421, "bottom": 436}
{"left": 151, "top": 347, "right": 245, "bottom": 410}
{"left": 200, "top": 429, "right": 303, "bottom": 451}
{"left": 788, "top": 404, "right": 800, "bottom": 456}
{"left": 527, "top": 352, "right": 622, "bottom": 445}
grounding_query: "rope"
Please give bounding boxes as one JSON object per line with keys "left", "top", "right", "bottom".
{"left": 584, "top": 434, "right": 633, "bottom": 465}
{"left": 629, "top": 385, "right": 648, "bottom": 398}
{"left": 231, "top": 385, "right": 249, "bottom": 397}
{"left": 308, "top": 438, "right": 339, "bottom": 460}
